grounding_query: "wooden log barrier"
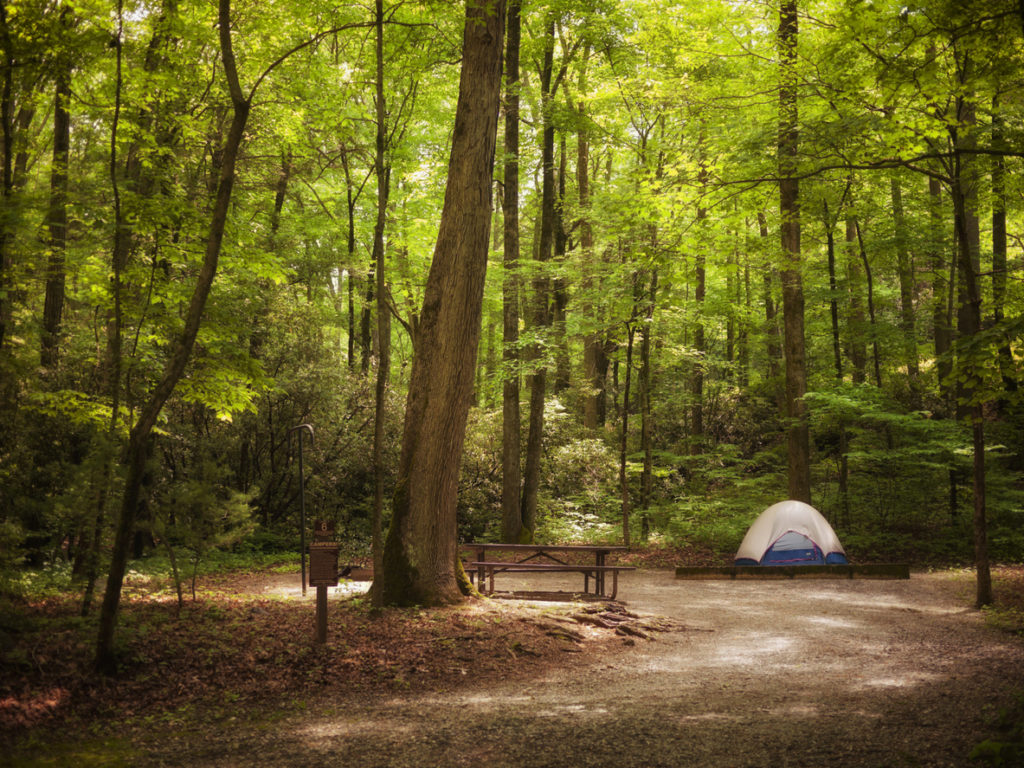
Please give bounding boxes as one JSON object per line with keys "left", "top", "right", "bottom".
{"left": 674, "top": 564, "right": 910, "bottom": 580}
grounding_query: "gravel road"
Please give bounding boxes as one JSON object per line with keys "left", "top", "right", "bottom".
{"left": 146, "top": 570, "right": 1024, "bottom": 767}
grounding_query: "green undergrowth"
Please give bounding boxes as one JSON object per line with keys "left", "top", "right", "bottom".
{"left": 4, "top": 737, "right": 136, "bottom": 768}
{"left": 983, "top": 568, "right": 1024, "bottom": 636}
{"left": 972, "top": 692, "right": 1024, "bottom": 766}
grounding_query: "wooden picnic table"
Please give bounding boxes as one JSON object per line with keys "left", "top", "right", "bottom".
{"left": 462, "top": 543, "right": 632, "bottom": 599}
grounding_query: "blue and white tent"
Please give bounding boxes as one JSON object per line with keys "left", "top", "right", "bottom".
{"left": 734, "top": 500, "right": 848, "bottom": 566}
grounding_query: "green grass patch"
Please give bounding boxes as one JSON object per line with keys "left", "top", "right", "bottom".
{"left": 5, "top": 737, "right": 136, "bottom": 767}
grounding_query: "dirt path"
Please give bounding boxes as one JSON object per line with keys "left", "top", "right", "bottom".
{"left": 140, "top": 570, "right": 1023, "bottom": 767}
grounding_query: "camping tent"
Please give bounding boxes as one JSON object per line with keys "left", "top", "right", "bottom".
{"left": 734, "top": 500, "right": 848, "bottom": 566}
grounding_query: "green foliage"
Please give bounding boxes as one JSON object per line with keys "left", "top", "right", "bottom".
{"left": 152, "top": 468, "right": 255, "bottom": 556}
{"left": 972, "top": 693, "right": 1024, "bottom": 766}
{"left": 1, "top": 0, "right": 1023, "bottom": 590}
{"left": 544, "top": 438, "right": 620, "bottom": 516}
{"left": 983, "top": 606, "right": 1024, "bottom": 637}
{"left": 150, "top": 456, "right": 256, "bottom": 600}
{"left": 0, "top": 560, "right": 74, "bottom": 602}
{"left": 0, "top": 519, "right": 26, "bottom": 574}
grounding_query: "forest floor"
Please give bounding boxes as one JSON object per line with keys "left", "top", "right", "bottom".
{"left": 2, "top": 559, "right": 1024, "bottom": 766}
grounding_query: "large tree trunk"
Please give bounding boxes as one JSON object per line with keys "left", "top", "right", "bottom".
{"left": 952, "top": 171, "right": 989, "bottom": 607}
{"left": 891, "top": 173, "right": 919, "bottom": 404}
{"left": 378, "top": 0, "right": 504, "bottom": 606}
{"left": 578, "top": 46, "right": 602, "bottom": 431}
{"left": 990, "top": 97, "right": 1015, "bottom": 404}
{"left": 823, "top": 202, "right": 842, "bottom": 381}
{"left": 756, "top": 212, "right": 781, "bottom": 400}
{"left": 619, "top": 315, "right": 636, "bottom": 548}
{"left": 339, "top": 148, "right": 366, "bottom": 370}
{"left": 520, "top": 14, "right": 556, "bottom": 542}
{"left": 854, "top": 221, "right": 883, "bottom": 388}
{"left": 95, "top": 0, "right": 251, "bottom": 671}
{"left": 552, "top": 136, "right": 570, "bottom": 394}
{"left": 639, "top": 270, "right": 657, "bottom": 542}
{"left": 928, "top": 176, "right": 952, "bottom": 407}
{"left": 691, "top": 137, "right": 707, "bottom": 447}
{"left": 41, "top": 65, "right": 71, "bottom": 371}
{"left": 845, "top": 216, "right": 868, "bottom": 384}
{"left": 360, "top": 264, "right": 374, "bottom": 373}
{"left": 501, "top": 0, "right": 522, "bottom": 544}
{"left": 738, "top": 251, "right": 750, "bottom": 388}
{"left": 950, "top": 94, "right": 990, "bottom": 608}
{"left": 692, "top": 201, "right": 706, "bottom": 449}
{"left": 778, "top": 0, "right": 810, "bottom": 504}
{"left": 370, "top": 0, "right": 391, "bottom": 604}
{"left": 0, "top": 3, "right": 14, "bottom": 358}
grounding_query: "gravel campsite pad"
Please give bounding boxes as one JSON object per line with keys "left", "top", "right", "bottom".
{"left": 133, "top": 569, "right": 1024, "bottom": 768}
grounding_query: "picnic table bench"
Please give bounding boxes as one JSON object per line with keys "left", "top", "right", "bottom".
{"left": 462, "top": 543, "right": 634, "bottom": 600}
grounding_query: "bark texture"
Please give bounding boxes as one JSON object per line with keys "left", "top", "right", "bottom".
{"left": 950, "top": 93, "right": 990, "bottom": 608}
{"left": 501, "top": 0, "right": 522, "bottom": 544}
{"left": 379, "top": 0, "right": 505, "bottom": 606}
{"left": 370, "top": 0, "right": 391, "bottom": 602}
{"left": 778, "top": 0, "right": 811, "bottom": 504}
{"left": 41, "top": 66, "right": 71, "bottom": 370}
{"left": 520, "top": 14, "right": 556, "bottom": 542}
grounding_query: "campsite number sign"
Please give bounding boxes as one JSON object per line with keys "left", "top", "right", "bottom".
{"left": 308, "top": 542, "right": 340, "bottom": 587}
{"left": 309, "top": 520, "right": 339, "bottom": 588}
{"left": 309, "top": 519, "right": 338, "bottom": 644}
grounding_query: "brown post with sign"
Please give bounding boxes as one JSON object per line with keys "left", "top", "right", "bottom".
{"left": 316, "top": 585, "right": 328, "bottom": 643}
{"left": 309, "top": 520, "right": 339, "bottom": 644}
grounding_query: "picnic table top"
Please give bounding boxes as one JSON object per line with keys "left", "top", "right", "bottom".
{"left": 462, "top": 543, "right": 629, "bottom": 553}
{"left": 466, "top": 560, "right": 635, "bottom": 569}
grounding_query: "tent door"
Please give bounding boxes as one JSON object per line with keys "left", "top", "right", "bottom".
{"left": 760, "top": 531, "right": 824, "bottom": 565}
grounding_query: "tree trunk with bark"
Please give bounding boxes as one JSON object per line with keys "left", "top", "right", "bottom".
{"left": 360, "top": 265, "right": 374, "bottom": 373}
{"left": 890, "top": 174, "right": 919, "bottom": 404}
{"left": 639, "top": 271, "right": 657, "bottom": 542}
{"left": 822, "top": 201, "right": 842, "bottom": 381}
{"left": 757, "top": 212, "right": 782, "bottom": 401}
{"left": 552, "top": 136, "right": 570, "bottom": 394}
{"left": 990, "top": 97, "right": 1015, "bottom": 404}
{"left": 927, "top": 176, "right": 951, "bottom": 404}
{"left": 370, "top": 0, "right": 391, "bottom": 604}
{"left": 778, "top": 0, "right": 811, "bottom": 504}
{"left": 501, "top": 0, "right": 522, "bottom": 544}
{"left": 739, "top": 252, "right": 750, "bottom": 389}
{"left": 578, "top": 47, "right": 603, "bottom": 431}
{"left": 95, "top": 0, "right": 251, "bottom": 671}
{"left": 619, "top": 315, "right": 636, "bottom": 548}
{"left": 41, "top": 65, "right": 71, "bottom": 371}
{"left": 845, "top": 216, "right": 867, "bottom": 384}
{"left": 378, "top": 0, "right": 504, "bottom": 606}
{"left": 692, "top": 204, "right": 706, "bottom": 450}
{"left": 950, "top": 93, "right": 990, "bottom": 608}
{"left": 0, "top": 3, "right": 15, "bottom": 359}
{"left": 854, "top": 221, "right": 883, "bottom": 389}
{"left": 520, "top": 15, "right": 556, "bottom": 542}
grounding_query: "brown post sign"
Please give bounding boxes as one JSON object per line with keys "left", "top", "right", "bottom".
{"left": 309, "top": 520, "right": 338, "bottom": 644}
{"left": 309, "top": 542, "right": 340, "bottom": 587}
{"left": 312, "top": 519, "right": 335, "bottom": 542}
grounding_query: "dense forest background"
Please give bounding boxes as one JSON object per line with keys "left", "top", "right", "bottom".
{"left": 1, "top": 0, "right": 1022, "bottom": 607}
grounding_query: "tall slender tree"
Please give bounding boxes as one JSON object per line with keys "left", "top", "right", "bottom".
{"left": 501, "top": 0, "right": 522, "bottom": 544}
{"left": 41, "top": 47, "right": 71, "bottom": 371}
{"left": 778, "top": 0, "right": 811, "bottom": 503}
{"left": 520, "top": 13, "right": 557, "bottom": 543}
{"left": 370, "top": 0, "right": 392, "bottom": 603}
